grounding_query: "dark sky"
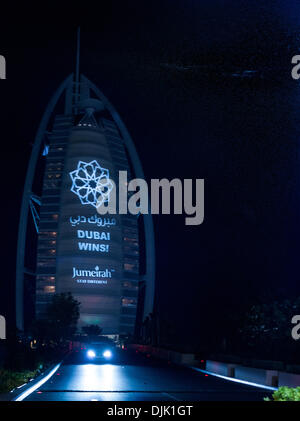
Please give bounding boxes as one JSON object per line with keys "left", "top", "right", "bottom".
{"left": 1, "top": 0, "right": 300, "bottom": 348}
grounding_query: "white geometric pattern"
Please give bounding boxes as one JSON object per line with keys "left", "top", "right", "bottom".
{"left": 69, "top": 160, "right": 113, "bottom": 208}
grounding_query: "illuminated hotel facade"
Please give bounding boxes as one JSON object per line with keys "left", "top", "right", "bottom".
{"left": 16, "top": 74, "right": 155, "bottom": 335}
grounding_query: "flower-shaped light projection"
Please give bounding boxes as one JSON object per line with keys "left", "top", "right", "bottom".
{"left": 69, "top": 160, "right": 113, "bottom": 208}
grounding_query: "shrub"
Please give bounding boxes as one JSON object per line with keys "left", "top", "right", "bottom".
{"left": 265, "top": 386, "right": 300, "bottom": 401}
{"left": 0, "top": 368, "right": 39, "bottom": 393}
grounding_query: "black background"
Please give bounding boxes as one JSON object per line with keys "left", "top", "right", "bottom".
{"left": 1, "top": 0, "right": 300, "bottom": 349}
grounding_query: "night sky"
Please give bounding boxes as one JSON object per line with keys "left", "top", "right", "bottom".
{"left": 1, "top": 1, "right": 300, "bottom": 348}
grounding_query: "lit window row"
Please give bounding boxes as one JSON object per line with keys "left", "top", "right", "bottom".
{"left": 46, "top": 173, "right": 61, "bottom": 179}
{"left": 122, "top": 281, "right": 138, "bottom": 290}
{"left": 39, "top": 231, "right": 57, "bottom": 239}
{"left": 38, "top": 240, "right": 56, "bottom": 248}
{"left": 121, "top": 298, "right": 137, "bottom": 307}
{"left": 36, "top": 285, "right": 55, "bottom": 294}
{"left": 43, "top": 181, "right": 61, "bottom": 189}
{"left": 124, "top": 246, "right": 139, "bottom": 255}
{"left": 37, "top": 276, "right": 55, "bottom": 283}
{"left": 123, "top": 237, "right": 138, "bottom": 244}
{"left": 46, "top": 165, "right": 63, "bottom": 172}
{"left": 124, "top": 263, "right": 138, "bottom": 273}
{"left": 37, "top": 259, "right": 56, "bottom": 267}
{"left": 38, "top": 249, "right": 56, "bottom": 256}
{"left": 40, "top": 214, "right": 59, "bottom": 221}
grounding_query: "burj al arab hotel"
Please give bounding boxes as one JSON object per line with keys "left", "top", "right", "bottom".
{"left": 15, "top": 31, "right": 155, "bottom": 335}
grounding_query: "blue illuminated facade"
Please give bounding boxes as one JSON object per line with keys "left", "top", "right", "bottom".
{"left": 16, "top": 74, "right": 155, "bottom": 335}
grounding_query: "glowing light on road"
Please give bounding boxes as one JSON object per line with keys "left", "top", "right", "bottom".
{"left": 103, "top": 349, "right": 112, "bottom": 359}
{"left": 81, "top": 364, "right": 117, "bottom": 390}
{"left": 87, "top": 349, "right": 96, "bottom": 358}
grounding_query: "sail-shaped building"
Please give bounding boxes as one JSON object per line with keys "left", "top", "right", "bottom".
{"left": 16, "top": 50, "right": 155, "bottom": 335}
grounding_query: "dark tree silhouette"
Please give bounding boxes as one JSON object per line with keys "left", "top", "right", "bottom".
{"left": 45, "top": 292, "right": 80, "bottom": 342}
{"left": 81, "top": 324, "right": 103, "bottom": 337}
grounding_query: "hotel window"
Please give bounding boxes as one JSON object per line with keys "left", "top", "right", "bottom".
{"left": 37, "top": 258, "right": 56, "bottom": 267}
{"left": 49, "top": 148, "right": 64, "bottom": 155}
{"left": 43, "top": 189, "right": 60, "bottom": 196}
{"left": 120, "top": 316, "right": 136, "bottom": 325}
{"left": 39, "top": 222, "right": 58, "bottom": 230}
{"left": 123, "top": 237, "right": 138, "bottom": 245}
{"left": 40, "top": 205, "right": 59, "bottom": 212}
{"left": 44, "top": 285, "right": 55, "bottom": 293}
{"left": 121, "top": 307, "right": 137, "bottom": 315}
{"left": 51, "top": 146, "right": 64, "bottom": 152}
{"left": 47, "top": 173, "right": 61, "bottom": 179}
{"left": 124, "top": 263, "right": 138, "bottom": 273}
{"left": 42, "top": 196, "right": 60, "bottom": 204}
{"left": 124, "top": 246, "right": 139, "bottom": 256}
{"left": 38, "top": 249, "right": 56, "bottom": 257}
{"left": 122, "top": 218, "right": 137, "bottom": 227}
{"left": 122, "top": 281, "right": 138, "bottom": 290}
{"left": 122, "top": 298, "right": 137, "bottom": 307}
{"left": 43, "top": 231, "right": 57, "bottom": 237}
{"left": 40, "top": 214, "right": 59, "bottom": 222}
{"left": 123, "top": 227, "right": 138, "bottom": 235}
{"left": 38, "top": 240, "right": 56, "bottom": 248}
{"left": 39, "top": 231, "right": 57, "bottom": 239}
{"left": 43, "top": 180, "right": 61, "bottom": 188}
{"left": 47, "top": 164, "right": 63, "bottom": 172}
{"left": 37, "top": 276, "right": 55, "bottom": 283}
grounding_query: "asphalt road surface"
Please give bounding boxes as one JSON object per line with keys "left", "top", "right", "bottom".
{"left": 24, "top": 349, "right": 271, "bottom": 401}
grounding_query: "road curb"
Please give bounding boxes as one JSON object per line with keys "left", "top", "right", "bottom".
{"left": 2, "top": 361, "right": 62, "bottom": 401}
{"left": 190, "top": 366, "right": 277, "bottom": 391}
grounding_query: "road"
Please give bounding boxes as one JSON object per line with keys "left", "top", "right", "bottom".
{"left": 24, "top": 349, "right": 271, "bottom": 401}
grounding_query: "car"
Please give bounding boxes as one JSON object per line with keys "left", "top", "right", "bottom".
{"left": 85, "top": 341, "right": 115, "bottom": 362}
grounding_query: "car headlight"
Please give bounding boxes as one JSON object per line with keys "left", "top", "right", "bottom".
{"left": 87, "top": 349, "right": 96, "bottom": 358}
{"left": 103, "top": 349, "right": 112, "bottom": 359}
